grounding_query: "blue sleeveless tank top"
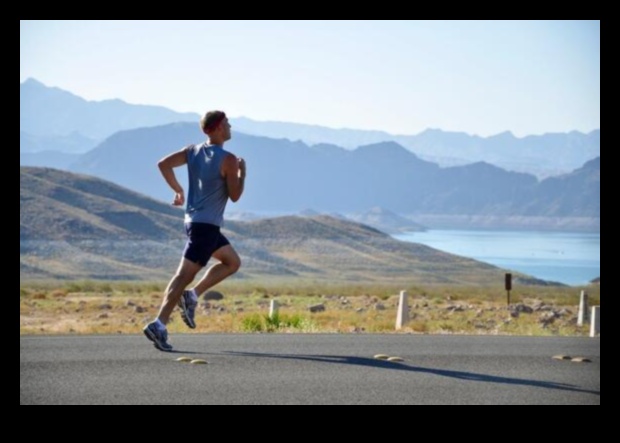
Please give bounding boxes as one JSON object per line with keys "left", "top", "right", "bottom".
{"left": 184, "top": 143, "right": 230, "bottom": 226}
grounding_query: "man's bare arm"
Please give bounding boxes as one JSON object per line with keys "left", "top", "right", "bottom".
{"left": 222, "top": 154, "right": 246, "bottom": 202}
{"left": 158, "top": 148, "right": 188, "bottom": 206}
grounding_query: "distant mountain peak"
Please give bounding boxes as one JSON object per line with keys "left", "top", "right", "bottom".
{"left": 489, "top": 130, "right": 516, "bottom": 139}
{"left": 355, "top": 140, "right": 411, "bottom": 154}
{"left": 21, "top": 77, "right": 83, "bottom": 100}
{"left": 419, "top": 128, "right": 471, "bottom": 136}
{"left": 21, "top": 79, "right": 198, "bottom": 140}
{"left": 419, "top": 128, "right": 444, "bottom": 135}
{"left": 100, "top": 98, "right": 126, "bottom": 105}
{"left": 22, "top": 78, "right": 46, "bottom": 87}
{"left": 358, "top": 140, "right": 402, "bottom": 149}
{"left": 583, "top": 157, "right": 600, "bottom": 169}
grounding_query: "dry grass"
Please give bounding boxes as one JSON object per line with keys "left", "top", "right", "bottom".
{"left": 19, "top": 280, "right": 600, "bottom": 336}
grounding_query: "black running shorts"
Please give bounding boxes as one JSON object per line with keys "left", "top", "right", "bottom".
{"left": 182, "top": 222, "right": 230, "bottom": 267}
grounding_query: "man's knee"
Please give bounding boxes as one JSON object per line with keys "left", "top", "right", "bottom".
{"left": 228, "top": 256, "right": 241, "bottom": 274}
{"left": 214, "top": 246, "right": 241, "bottom": 274}
{"left": 223, "top": 254, "right": 241, "bottom": 274}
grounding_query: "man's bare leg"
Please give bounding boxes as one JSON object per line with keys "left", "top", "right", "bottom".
{"left": 190, "top": 245, "right": 241, "bottom": 296}
{"left": 157, "top": 258, "right": 202, "bottom": 324}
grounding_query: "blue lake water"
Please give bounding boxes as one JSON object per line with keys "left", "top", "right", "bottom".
{"left": 393, "top": 230, "right": 600, "bottom": 286}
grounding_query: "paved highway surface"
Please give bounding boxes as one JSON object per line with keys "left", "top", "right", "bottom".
{"left": 20, "top": 334, "right": 600, "bottom": 404}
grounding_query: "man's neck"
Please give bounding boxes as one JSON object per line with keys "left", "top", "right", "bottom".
{"left": 208, "top": 137, "right": 225, "bottom": 146}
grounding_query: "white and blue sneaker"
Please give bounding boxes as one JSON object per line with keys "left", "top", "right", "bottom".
{"left": 178, "top": 290, "right": 198, "bottom": 329}
{"left": 143, "top": 322, "right": 173, "bottom": 352}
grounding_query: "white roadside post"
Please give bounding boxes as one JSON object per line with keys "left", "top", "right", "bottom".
{"left": 590, "top": 306, "right": 600, "bottom": 338}
{"left": 578, "top": 290, "right": 589, "bottom": 326}
{"left": 396, "top": 290, "right": 409, "bottom": 330}
{"left": 269, "top": 300, "right": 279, "bottom": 319}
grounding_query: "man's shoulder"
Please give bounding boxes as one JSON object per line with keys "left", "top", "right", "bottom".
{"left": 185, "top": 143, "right": 199, "bottom": 152}
{"left": 184, "top": 143, "right": 203, "bottom": 159}
{"left": 220, "top": 150, "right": 238, "bottom": 174}
{"left": 221, "top": 149, "right": 236, "bottom": 159}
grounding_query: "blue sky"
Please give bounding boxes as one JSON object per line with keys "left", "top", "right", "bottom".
{"left": 20, "top": 20, "right": 600, "bottom": 137}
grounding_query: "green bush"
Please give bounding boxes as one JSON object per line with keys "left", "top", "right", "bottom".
{"left": 242, "top": 314, "right": 264, "bottom": 332}
{"left": 241, "top": 313, "right": 308, "bottom": 332}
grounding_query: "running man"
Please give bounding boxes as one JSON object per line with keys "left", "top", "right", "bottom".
{"left": 143, "top": 110, "right": 245, "bottom": 351}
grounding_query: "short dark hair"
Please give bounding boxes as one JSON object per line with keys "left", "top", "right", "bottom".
{"left": 200, "top": 110, "right": 226, "bottom": 134}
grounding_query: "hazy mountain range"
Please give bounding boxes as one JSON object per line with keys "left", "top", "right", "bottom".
{"left": 21, "top": 167, "right": 531, "bottom": 285}
{"left": 65, "top": 123, "right": 599, "bottom": 229}
{"left": 20, "top": 78, "right": 197, "bottom": 149}
{"left": 232, "top": 118, "right": 600, "bottom": 177}
{"left": 19, "top": 79, "right": 600, "bottom": 231}
{"left": 21, "top": 79, "right": 599, "bottom": 177}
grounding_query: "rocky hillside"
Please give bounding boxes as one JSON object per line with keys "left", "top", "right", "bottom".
{"left": 20, "top": 167, "right": 527, "bottom": 285}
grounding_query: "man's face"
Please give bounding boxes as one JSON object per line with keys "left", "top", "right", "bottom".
{"left": 220, "top": 118, "right": 232, "bottom": 141}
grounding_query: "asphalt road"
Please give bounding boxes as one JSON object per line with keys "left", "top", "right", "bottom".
{"left": 20, "top": 334, "right": 600, "bottom": 405}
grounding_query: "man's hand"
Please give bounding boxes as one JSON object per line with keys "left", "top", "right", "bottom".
{"left": 158, "top": 148, "right": 188, "bottom": 205}
{"left": 238, "top": 158, "right": 246, "bottom": 179}
{"left": 172, "top": 189, "right": 185, "bottom": 206}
